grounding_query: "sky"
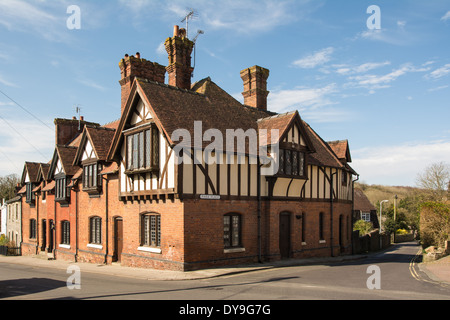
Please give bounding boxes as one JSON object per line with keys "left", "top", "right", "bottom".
{"left": 0, "top": 0, "right": 449, "bottom": 187}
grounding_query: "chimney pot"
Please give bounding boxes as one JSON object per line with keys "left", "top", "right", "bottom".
{"left": 173, "top": 25, "right": 179, "bottom": 37}
{"left": 80, "top": 116, "right": 84, "bottom": 121}
{"left": 136, "top": 52, "right": 140, "bottom": 59}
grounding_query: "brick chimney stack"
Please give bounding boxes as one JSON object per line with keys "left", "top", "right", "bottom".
{"left": 165, "top": 25, "right": 194, "bottom": 90}
{"left": 119, "top": 53, "right": 166, "bottom": 115}
{"left": 240, "top": 66, "right": 270, "bottom": 111}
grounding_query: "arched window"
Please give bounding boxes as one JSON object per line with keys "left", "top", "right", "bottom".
{"left": 224, "top": 213, "right": 241, "bottom": 248}
{"left": 89, "top": 216, "right": 102, "bottom": 244}
{"left": 141, "top": 213, "right": 161, "bottom": 248}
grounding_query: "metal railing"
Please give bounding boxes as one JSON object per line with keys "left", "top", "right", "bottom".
{"left": 0, "top": 245, "right": 21, "bottom": 256}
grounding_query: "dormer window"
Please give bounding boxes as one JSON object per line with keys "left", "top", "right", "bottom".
{"left": 125, "top": 124, "right": 159, "bottom": 174}
{"left": 55, "top": 174, "right": 70, "bottom": 204}
{"left": 83, "top": 162, "right": 103, "bottom": 195}
{"left": 25, "top": 182, "right": 35, "bottom": 204}
{"left": 278, "top": 149, "right": 306, "bottom": 178}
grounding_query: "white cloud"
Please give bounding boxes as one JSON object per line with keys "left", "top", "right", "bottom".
{"left": 426, "top": 64, "right": 450, "bottom": 79}
{"left": 0, "top": 74, "right": 17, "bottom": 88}
{"left": 268, "top": 83, "right": 337, "bottom": 112}
{"left": 0, "top": 0, "right": 66, "bottom": 42}
{"left": 0, "top": 117, "right": 54, "bottom": 176}
{"left": 441, "top": 11, "right": 450, "bottom": 21}
{"left": 347, "top": 63, "right": 429, "bottom": 91}
{"left": 77, "top": 78, "right": 108, "bottom": 91}
{"left": 292, "top": 47, "right": 334, "bottom": 69}
{"left": 352, "top": 140, "right": 450, "bottom": 186}
{"left": 119, "top": 0, "right": 300, "bottom": 34}
{"left": 334, "top": 61, "right": 391, "bottom": 75}
{"left": 428, "top": 85, "right": 449, "bottom": 92}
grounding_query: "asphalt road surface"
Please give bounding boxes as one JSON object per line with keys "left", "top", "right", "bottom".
{"left": 0, "top": 242, "right": 448, "bottom": 303}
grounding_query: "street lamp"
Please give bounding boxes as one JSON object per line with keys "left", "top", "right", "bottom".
{"left": 380, "top": 200, "right": 389, "bottom": 249}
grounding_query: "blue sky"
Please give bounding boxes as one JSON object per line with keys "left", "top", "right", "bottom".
{"left": 0, "top": 0, "right": 449, "bottom": 186}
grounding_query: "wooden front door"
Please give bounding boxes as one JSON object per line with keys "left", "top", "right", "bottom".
{"left": 279, "top": 212, "right": 291, "bottom": 259}
{"left": 114, "top": 218, "right": 123, "bottom": 262}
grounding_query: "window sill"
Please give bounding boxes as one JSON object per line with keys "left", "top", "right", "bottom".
{"left": 138, "top": 246, "right": 162, "bottom": 254}
{"left": 224, "top": 247, "right": 245, "bottom": 254}
{"left": 319, "top": 240, "right": 326, "bottom": 244}
{"left": 59, "top": 244, "right": 71, "bottom": 249}
{"left": 87, "top": 243, "right": 103, "bottom": 249}
{"left": 124, "top": 168, "right": 159, "bottom": 175}
{"left": 302, "top": 242, "right": 307, "bottom": 246}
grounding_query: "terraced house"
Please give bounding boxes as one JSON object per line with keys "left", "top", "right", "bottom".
{"left": 18, "top": 26, "right": 357, "bottom": 271}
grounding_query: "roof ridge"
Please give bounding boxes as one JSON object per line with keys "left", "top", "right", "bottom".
{"left": 303, "top": 121, "right": 344, "bottom": 168}
{"left": 257, "top": 110, "right": 295, "bottom": 122}
{"left": 137, "top": 77, "right": 206, "bottom": 97}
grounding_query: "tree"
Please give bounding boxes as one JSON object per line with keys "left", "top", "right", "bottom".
{"left": 0, "top": 174, "right": 20, "bottom": 201}
{"left": 416, "top": 161, "right": 450, "bottom": 202}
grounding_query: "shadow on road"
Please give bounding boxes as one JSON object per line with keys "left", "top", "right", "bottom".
{"left": 0, "top": 278, "right": 67, "bottom": 299}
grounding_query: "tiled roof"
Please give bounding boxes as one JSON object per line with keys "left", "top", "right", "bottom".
{"left": 328, "top": 140, "right": 351, "bottom": 163}
{"left": 56, "top": 145, "right": 79, "bottom": 176}
{"left": 22, "top": 162, "right": 44, "bottom": 184}
{"left": 137, "top": 78, "right": 273, "bottom": 151}
{"left": 303, "top": 122, "right": 344, "bottom": 169}
{"left": 354, "top": 188, "right": 376, "bottom": 211}
{"left": 257, "top": 111, "right": 297, "bottom": 146}
{"left": 86, "top": 126, "right": 116, "bottom": 161}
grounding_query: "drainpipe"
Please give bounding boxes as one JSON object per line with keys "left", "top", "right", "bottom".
{"left": 36, "top": 192, "right": 39, "bottom": 255}
{"left": 351, "top": 174, "right": 360, "bottom": 255}
{"left": 330, "top": 170, "right": 337, "bottom": 258}
{"left": 257, "top": 157, "right": 262, "bottom": 264}
{"left": 103, "top": 174, "right": 109, "bottom": 265}
{"left": 75, "top": 180, "right": 79, "bottom": 262}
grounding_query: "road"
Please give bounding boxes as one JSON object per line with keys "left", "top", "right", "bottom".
{"left": 0, "top": 242, "right": 448, "bottom": 303}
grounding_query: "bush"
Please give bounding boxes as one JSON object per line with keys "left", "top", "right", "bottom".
{"left": 0, "top": 234, "right": 8, "bottom": 246}
{"left": 354, "top": 220, "right": 373, "bottom": 236}
{"left": 420, "top": 202, "right": 450, "bottom": 248}
{"left": 396, "top": 229, "right": 409, "bottom": 235}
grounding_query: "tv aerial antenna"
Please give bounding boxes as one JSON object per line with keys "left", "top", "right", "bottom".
{"left": 192, "top": 30, "right": 204, "bottom": 78}
{"left": 181, "top": 8, "right": 198, "bottom": 39}
{"left": 74, "top": 104, "right": 83, "bottom": 130}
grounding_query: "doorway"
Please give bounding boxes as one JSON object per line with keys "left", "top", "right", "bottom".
{"left": 41, "top": 220, "right": 47, "bottom": 251}
{"left": 48, "top": 220, "right": 54, "bottom": 253}
{"left": 279, "top": 212, "right": 291, "bottom": 259}
{"left": 114, "top": 217, "right": 123, "bottom": 263}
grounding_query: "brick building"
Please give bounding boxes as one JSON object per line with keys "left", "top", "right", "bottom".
{"left": 18, "top": 26, "right": 357, "bottom": 271}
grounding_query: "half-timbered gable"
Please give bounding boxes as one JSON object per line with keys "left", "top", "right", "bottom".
{"left": 73, "top": 126, "right": 116, "bottom": 196}
{"left": 20, "top": 162, "right": 42, "bottom": 205}
{"left": 48, "top": 146, "right": 78, "bottom": 205}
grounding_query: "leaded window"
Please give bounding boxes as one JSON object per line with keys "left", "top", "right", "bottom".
{"left": 89, "top": 216, "right": 102, "bottom": 244}
{"left": 224, "top": 213, "right": 241, "bottom": 248}
{"left": 278, "top": 149, "right": 305, "bottom": 178}
{"left": 125, "top": 125, "right": 159, "bottom": 173}
{"left": 61, "top": 221, "right": 70, "bottom": 245}
{"left": 141, "top": 213, "right": 161, "bottom": 247}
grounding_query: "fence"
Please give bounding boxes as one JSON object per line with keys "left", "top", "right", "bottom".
{"left": 352, "top": 229, "right": 391, "bottom": 254}
{"left": 0, "top": 245, "right": 21, "bottom": 256}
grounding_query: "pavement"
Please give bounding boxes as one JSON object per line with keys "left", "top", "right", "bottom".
{"left": 0, "top": 245, "right": 449, "bottom": 285}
